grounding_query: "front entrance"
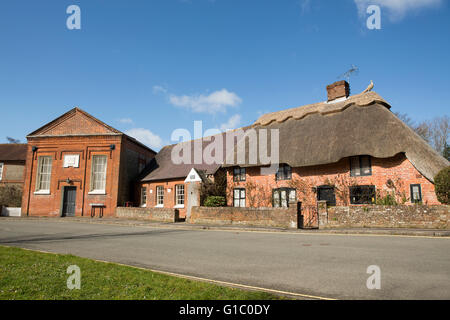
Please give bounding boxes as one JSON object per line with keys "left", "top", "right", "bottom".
{"left": 297, "top": 202, "right": 319, "bottom": 229}
{"left": 62, "top": 187, "right": 76, "bottom": 217}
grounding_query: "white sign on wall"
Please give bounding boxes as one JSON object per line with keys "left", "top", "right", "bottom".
{"left": 63, "top": 154, "right": 80, "bottom": 168}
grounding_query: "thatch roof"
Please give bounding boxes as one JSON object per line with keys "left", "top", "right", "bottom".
{"left": 0, "top": 144, "right": 27, "bottom": 161}
{"left": 141, "top": 91, "right": 448, "bottom": 183}
{"left": 225, "top": 91, "right": 449, "bottom": 182}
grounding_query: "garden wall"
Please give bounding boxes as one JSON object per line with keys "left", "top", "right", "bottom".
{"left": 115, "top": 207, "right": 180, "bottom": 223}
{"left": 325, "top": 205, "right": 450, "bottom": 229}
{"left": 190, "top": 206, "right": 298, "bottom": 229}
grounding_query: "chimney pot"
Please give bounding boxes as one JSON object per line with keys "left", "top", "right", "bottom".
{"left": 326, "top": 80, "right": 350, "bottom": 102}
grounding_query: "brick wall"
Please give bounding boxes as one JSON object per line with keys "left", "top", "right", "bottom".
{"left": 140, "top": 179, "right": 188, "bottom": 218}
{"left": 115, "top": 206, "right": 180, "bottom": 223}
{"left": 227, "top": 153, "right": 440, "bottom": 207}
{"left": 190, "top": 206, "right": 298, "bottom": 228}
{"left": 325, "top": 205, "right": 450, "bottom": 229}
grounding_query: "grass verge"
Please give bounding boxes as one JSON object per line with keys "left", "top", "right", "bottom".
{"left": 0, "top": 245, "right": 281, "bottom": 300}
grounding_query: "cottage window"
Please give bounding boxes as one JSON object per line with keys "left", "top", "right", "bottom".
{"left": 350, "top": 156, "right": 372, "bottom": 177}
{"left": 349, "top": 185, "right": 376, "bottom": 204}
{"left": 410, "top": 184, "right": 422, "bottom": 203}
{"left": 0, "top": 163, "right": 3, "bottom": 181}
{"left": 90, "top": 155, "right": 107, "bottom": 192}
{"left": 36, "top": 156, "right": 52, "bottom": 193}
{"left": 317, "top": 185, "right": 336, "bottom": 206}
{"left": 276, "top": 164, "right": 292, "bottom": 181}
{"left": 156, "top": 186, "right": 164, "bottom": 206}
{"left": 140, "top": 187, "right": 147, "bottom": 207}
{"left": 233, "top": 167, "right": 246, "bottom": 182}
{"left": 233, "top": 188, "right": 246, "bottom": 207}
{"left": 273, "top": 188, "right": 296, "bottom": 207}
{"left": 175, "top": 184, "right": 185, "bottom": 206}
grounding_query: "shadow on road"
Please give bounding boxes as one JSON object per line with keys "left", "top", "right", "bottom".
{"left": 0, "top": 228, "right": 187, "bottom": 244}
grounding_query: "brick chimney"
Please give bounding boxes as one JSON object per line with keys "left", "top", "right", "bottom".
{"left": 326, "top": 80, "right": 350, "bottom": 102}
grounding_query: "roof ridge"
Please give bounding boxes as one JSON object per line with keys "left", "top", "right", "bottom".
{"left": 254, "top": 91, "right": 390, "bottom": 126}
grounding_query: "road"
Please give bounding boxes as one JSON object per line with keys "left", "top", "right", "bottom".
{"left": 0, "top": 219, "right": 449, "bottom": 299}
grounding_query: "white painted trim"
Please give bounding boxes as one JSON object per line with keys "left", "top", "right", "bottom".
{"left": 174, "top": 205, "right": 185, "bottom": 209}
{"left": 155, "top": 204, "right": 164, "bottom": 208}
{"left": 88, "top": 190, "right": 106, "bottom": 195}
{"left": 184, "top": 168, "right": 202, "bottom": 183}
{"left": 34, "top": 190, "right": 50, "bottom": 195}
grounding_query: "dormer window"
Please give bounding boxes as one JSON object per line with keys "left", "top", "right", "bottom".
{"left": 233, "top": 167, "right": 246, "bottom": 182}
{"left": 276, "top": 164, "right": 292, "bottom": 181}
{"left": 350, "top": 156, "right": 372, "bottom": 177}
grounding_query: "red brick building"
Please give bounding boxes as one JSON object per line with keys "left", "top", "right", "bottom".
{"left": 224, "top": 81, "right": 448, "bottom": 208}
{"left": 139, "top": 81, "right": 448, "bottom": 213}
{"left": 21, "top": 108, "right": 156, "bottom": 217}
{"left": 138, "top": 137, "right": 225, "bottom": 220}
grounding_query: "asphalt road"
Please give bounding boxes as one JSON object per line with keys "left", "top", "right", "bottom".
{"left": 0, "top": 219, "right": 449, "bottom": 300}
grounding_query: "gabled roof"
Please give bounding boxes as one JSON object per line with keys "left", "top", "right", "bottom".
{"left": 0, "top": 144, "right": 27, "bottom": 161}
{"left": 27, "top": 107, "right": 122, "bottom": 137}
{"left": 27, "top": 107, "right": 156, "bottom": 154}
{"left": 140, "top": 132, "right": 227, "bottom": 182}
{"left": 184, "top": 168, "right": 208, "bottom": 183}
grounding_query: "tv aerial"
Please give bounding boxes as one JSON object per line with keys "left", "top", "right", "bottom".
{"left": 338, "top": 65, "right": 359, "bottom": 83}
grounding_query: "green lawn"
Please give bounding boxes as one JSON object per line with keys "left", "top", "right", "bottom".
{"left": 0, "top": 245, "right": 280, "bottom": 300}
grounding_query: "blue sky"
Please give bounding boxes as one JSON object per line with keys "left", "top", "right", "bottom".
{"left": 0, "top": 0, "right": 449, "bottom": 150}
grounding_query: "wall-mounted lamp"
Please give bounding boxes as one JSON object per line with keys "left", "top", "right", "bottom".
{"left": 66, "top": 178, "right": 72, "bottom": 184}
{"left": 32, "top": 146, "right": 38, "bottom": 152}
{"left": 110, "top": 144, "right": 116, "bottom": 150}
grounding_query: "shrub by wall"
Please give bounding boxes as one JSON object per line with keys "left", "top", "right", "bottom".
{"left": 0, "top": 185, "right": 23, "bottom": 207}
{"left": 434, "top": 167, "right": 450, "bottom": 204}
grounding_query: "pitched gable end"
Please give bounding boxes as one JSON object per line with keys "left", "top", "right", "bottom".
{"left": 27, "top": 108, "right": 122, "bottom": 137}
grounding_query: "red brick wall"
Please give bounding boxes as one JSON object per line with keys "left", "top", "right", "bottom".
{"left": 22, "top": 135, "right": 123, "bottom": 217}
{"left": 226, "top": 153, "right": 440, "bottom": 207}
{"left": 140, "top": 178, "right": 188, "bottom": 218}
{"left": 117, "top": 137, "right": 156, "bottom": 207}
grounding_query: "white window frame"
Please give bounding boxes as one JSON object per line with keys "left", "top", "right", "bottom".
{"left": 89, "top": 155, "right": 107, "bottom": 194}
{"left": 156, "top": 186, "right": 164, "bottom": 207}
{"left": 233, "top": 188, "right": 246, "bottom": 208}
{"left": 0, "top": 163, "right": 3, "bottom": 181}
{"left": 175, "top": 184, "right": 185, "bottom": 208}
{"left": 35, "top": 156, "right": 52, "bottom": 194}
{"left": 140, "top": 186, "right": 147, "bottom": 207}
